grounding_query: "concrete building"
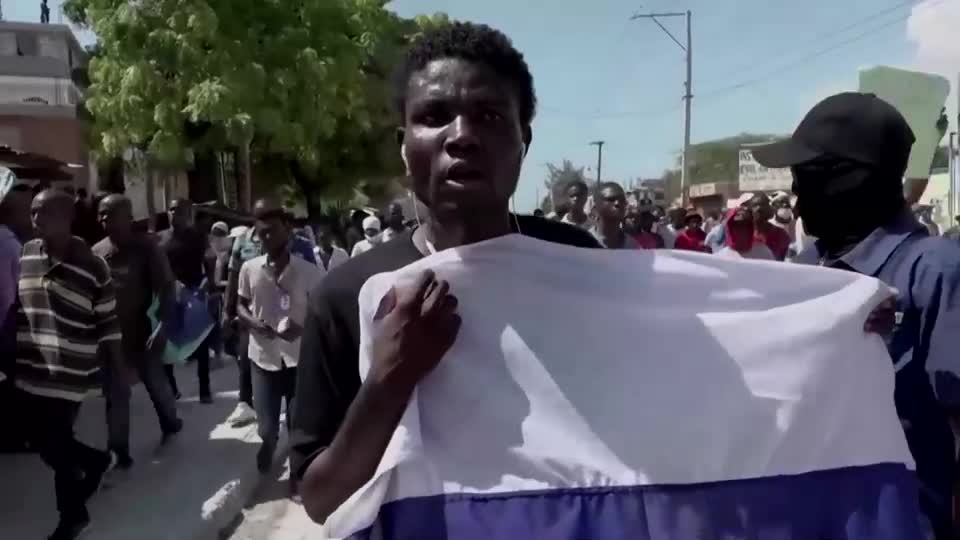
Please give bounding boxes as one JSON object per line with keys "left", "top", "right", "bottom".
{"left": 0, "top": 21, "right": 89, "bottom": 188}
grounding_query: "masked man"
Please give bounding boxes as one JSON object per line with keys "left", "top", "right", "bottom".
{"left": 754, "top": 92, "right": 960, "bottom": 539}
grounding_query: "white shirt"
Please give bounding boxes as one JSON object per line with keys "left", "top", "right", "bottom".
{"left": 381, "top": 228, "right": 406, "bottom": 243}
{"left": 560, "top": 213, "right": 592, "bottom": 230}
{"left": 238, "top": 254, "right": 322, "bottom": 371}
{"left": 351, "top": 238, "right": 380, "bottom": 257}
{"left": 716, "top": 244, "right": 775, "bottom": 260}
{"left": 659, "top": 224, "right": 678, "bottom": 249}
{"left": 314, "top": 245, "right": 349, "bottom": 274}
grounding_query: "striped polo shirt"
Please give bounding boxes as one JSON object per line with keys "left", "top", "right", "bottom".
{"left": 15, "top": 237, "right": 121, "bottom": 401}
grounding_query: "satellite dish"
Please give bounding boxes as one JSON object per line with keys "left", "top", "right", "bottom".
{"left": 0, "top": 165, "right": 16, "bottom": 203}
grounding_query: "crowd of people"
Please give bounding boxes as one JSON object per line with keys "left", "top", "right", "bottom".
{"left": 1, "top": 19, "right": 960, "bottom": 540}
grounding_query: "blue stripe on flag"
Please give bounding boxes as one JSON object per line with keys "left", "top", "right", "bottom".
{"left": 350, "top": 463, "right": 925, "bottom": 540}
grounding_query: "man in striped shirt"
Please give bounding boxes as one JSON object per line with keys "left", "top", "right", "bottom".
{"left": 16, "top": 189, "right": 124, "bottom": 540}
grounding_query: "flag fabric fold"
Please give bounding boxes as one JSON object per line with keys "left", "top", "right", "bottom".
{"left": 328, "top": 234, "right": 923, "bottom": 540}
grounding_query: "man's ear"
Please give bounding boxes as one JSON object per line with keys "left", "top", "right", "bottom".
{"left": 522, "top": 126, "right": 532, "bottom": 157}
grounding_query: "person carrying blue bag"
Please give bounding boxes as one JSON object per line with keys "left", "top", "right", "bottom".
{"left": 156, "top": 199, "right": 219, "bottom": 403}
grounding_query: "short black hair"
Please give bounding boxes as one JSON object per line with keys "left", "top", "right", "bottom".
{"left": 394, "top": 21, "right": 536, "bottom": 126}
{"left": 596, "top": 181, "right": 624, "bottom": 196}
{"left": 566, "top": 179, "right": 588, "bottom": 194}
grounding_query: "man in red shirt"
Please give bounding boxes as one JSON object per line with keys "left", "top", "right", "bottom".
{"left": 750, "top": 193, "right": 791, "bottom": 261}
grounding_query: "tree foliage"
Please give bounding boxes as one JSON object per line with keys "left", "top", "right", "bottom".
{"left": 63, "top": 0, "right": 446, "bottom": 212}
{"left": 541, "top": 159, "right": 588, "bottom": 212}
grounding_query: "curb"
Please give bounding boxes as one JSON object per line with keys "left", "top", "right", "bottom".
{"left": 203, "top": 426, "right": 290, "bottom": 540}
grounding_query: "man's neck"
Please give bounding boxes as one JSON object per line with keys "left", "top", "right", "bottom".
{"left": 598, "top": 219, "right": 621, "bottom": 238}
{"left": 569, "top": 209, "right": 587, "bottom": 223}
{"left": 423, "top": 210, "right": 512, "bottom": 251}
{"left": 110, "top": 231, "right": 134, "bottom": 247}
{"left": 267, "top": 249, "right": 291, "bottom": 272}
{"left": 44, "top": 235, "right": 71, "bottom": 259}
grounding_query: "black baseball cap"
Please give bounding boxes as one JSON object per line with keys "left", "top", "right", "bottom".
{"left": 752, "top": 92, "right": 915, "bottom": 173}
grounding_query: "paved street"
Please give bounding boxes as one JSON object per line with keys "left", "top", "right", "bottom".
{"left": 0, "top": 360, "right": 274, "bottom": 540}
{"left": 223, "top": 462, "right": 327, "bottom": 540}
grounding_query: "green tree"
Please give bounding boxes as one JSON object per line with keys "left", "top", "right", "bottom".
{"left": 541, "top": 159, "right": 587, "bottom": 213}
{"left": 63, "top": 0, "right": 434, "bottom": 215}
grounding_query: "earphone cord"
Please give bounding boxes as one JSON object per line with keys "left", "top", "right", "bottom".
{"left": 411, "top": 192, "right": 522, "bottom": 255}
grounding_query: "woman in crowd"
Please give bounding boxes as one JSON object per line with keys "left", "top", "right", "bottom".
{"left": 673, "top": 212, "right": 710, "bottom": 252}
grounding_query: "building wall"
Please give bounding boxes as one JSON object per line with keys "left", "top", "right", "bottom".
{"left": 0, "top": 23, "right": 89, "bottom": 188}
{"left": 0, "top": 114, "right": 87, "bottom": 186}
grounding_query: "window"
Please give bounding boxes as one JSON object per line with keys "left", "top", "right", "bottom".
{"left": 37, "top": 35, "right": 67, "bottom": 61}
{"left": 16, "top": 33, "right": 38, "bottom": 56}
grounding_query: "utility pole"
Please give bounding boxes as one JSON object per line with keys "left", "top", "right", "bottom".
{"left": 589, "top": 140, "right": 605, "bottom": 184}
{"left": 631, "top": 10, "right": 692, "bottom": 206}
{"left": 949, "top": 132, "right": 957, "bottom": 220}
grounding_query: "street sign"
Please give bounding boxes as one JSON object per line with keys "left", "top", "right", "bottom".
{"left": 738, "top": 148, "right": 792, "bottom": 192}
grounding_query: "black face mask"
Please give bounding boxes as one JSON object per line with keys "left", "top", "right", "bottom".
{"left": 793, "top": 159, "right": 903, "bottom": 257}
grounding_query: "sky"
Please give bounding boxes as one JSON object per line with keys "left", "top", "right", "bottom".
{"left": 8, "top": 0, "right": 960, "bottom": 211}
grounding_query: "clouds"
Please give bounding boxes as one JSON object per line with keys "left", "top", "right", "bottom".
{"left": 906, "top": 0, "right": 960, "bottom": 126}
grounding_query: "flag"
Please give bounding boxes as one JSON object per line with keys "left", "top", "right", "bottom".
{"left": 329, "top": 234, "right": 923, "bottom": 540}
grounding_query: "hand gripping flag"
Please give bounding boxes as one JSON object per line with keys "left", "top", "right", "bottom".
{"left": 330, "top": 234, "right": 923, "bottom": 540}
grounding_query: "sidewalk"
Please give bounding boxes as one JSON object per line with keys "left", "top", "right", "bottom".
{"left": 0, "top": 360, "right": 268, "bottom": 540}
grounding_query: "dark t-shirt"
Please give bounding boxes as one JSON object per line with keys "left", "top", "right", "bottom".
{"left": 290, "top": 215, "right": 600, "bottom": 478}
{"left": 92, "top": 234, "right": 174, "bottom": 352}
{"left": 158, "top": 227, "right": 209, "bottom": 288}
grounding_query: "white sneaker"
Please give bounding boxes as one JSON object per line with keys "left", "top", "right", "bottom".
{"left": 227, "top": 402, "right": 257, "bottom": 427}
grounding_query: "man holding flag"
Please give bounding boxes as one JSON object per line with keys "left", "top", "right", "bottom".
{"left": 295, "top": 22, "right": 924, "bottom": 540}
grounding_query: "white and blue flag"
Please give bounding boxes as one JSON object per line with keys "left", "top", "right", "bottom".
{"left": 330, "top": 234, "right": 923, "bottom": 540}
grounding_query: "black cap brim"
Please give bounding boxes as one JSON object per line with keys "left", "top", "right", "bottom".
{"left": 750, "top": 138, "right": 822, "bottom": 168}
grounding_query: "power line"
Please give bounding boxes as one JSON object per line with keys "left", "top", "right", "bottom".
{"left": 711, "top": 0, "right": 918, "bottom": 79}
{"left": 698, "top": 0, "right": 944, "bottom": 102}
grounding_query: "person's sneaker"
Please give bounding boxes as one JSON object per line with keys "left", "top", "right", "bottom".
{"left": 227, "top": 402, "right": 257, "bottom": 427}
{"left": 48, "top": 514, "right": 90, "bottom": 540}
{"left": 81, "top": 450, "right": 117, "bottom": 500}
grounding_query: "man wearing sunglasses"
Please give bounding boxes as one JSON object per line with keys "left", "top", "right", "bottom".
{"left": 754, "top": 92, "right": 960, "bottom": 539}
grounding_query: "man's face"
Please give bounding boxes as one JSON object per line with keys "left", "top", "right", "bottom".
{"left": 98, "top": 199, "right": 132, "bottom": 238}
{"left": 669, "top": 208, "right": 687, "bottom": 228}
{"left": 732, "top": 205, "right": 752, "bottom": 224}
{"left": 639, "top": 212, "right": 656, "bottom": 232}
{"left": 402, "top": 58, "right": 527, "bottom": 221}
{"left": 316, "top": 225, "right": 332, "bottom": 247}
{"left": 566, "top": 184, "right": 588, "bottom": 212}
{"left": 3, "top": 189, "right": 33, "bottom": 239}
{"left": 255, "top": 216, "right": 290, "bottom": 256}
{"left": 387, "top": 204, "right": 405, "bottom": 228}
{"left": 749, "top": 195, "right": 773, "bottom": 222}
{"left": 687, "top": 216, "right": 703, "bottom": 230}
{"left": 169, "top": 201, "right": 194, "bottom": 229}
{"left": 596, "top": 187, "right": 626, "bottom": 223}
{"left": 31, "top": 194, "right": 72, "bottom": 241}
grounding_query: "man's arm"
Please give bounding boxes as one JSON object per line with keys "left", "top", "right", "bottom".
{"left": 224, "top": 241, "right": 244, "bottom": 323}
{"left": 299, "top": 271, "right": 460, "bottom": 524}
{"left": 916, "top": 248, "right": 960, "bottom": 417}
{"left": 147, "top": 241, "right": 176, "bottom": 350}
{"left": 0, "top": 241, "right": 19, "bottom": 327}
{"left": 92, "top": 256, "right": 127, "bottom": 377}
{"left": 290, "top": 288, "right": 358, "bottom": 482}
